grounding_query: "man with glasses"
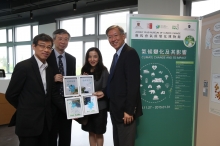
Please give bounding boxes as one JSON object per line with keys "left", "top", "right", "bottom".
{"left": 5, "top": 33, "right": 66, "bottom": 146}
{"left": 47, "top": 29, "right": 76, "bottom": 146}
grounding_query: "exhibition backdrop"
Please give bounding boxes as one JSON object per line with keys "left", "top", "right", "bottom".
{"left": 127, "top": 14, "right": 199, "bottom": 146}
{"left": 196, "top": 10, "right": 220, "bottom": 146}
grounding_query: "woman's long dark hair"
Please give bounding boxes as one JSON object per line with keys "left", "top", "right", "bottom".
{"left": 81, "top": 47, "right": 106, "bottom": 81}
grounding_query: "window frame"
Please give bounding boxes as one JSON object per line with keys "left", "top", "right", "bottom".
{"left": 0, "top": 23, "right": 38, "bottom": 75}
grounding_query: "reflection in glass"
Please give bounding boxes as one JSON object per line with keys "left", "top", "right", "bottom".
{"left": 99, "top": 40, "right": 115, "bottom": 72}
{"left": 9, "top": 47, "right": 14, "bottom": 73}
{"left": 0, "top": 47, "right": 7, "bottom": 71}
{"left": 60, "top": 18, "right": 83, "bottom": 37}
{"left": 99, "top": 11, "right": 129, "bottom": 35}
{"left": 16, "top": 26, "right": 31, "bottom": 42}
{"left": 33, "top": 25, "right": 39, "bottom": 38}
{"left": 85, "top": 42, "right": 95, "bottom": 55}
{"left": 65, "top": 42, "right": 83, "bottom": 75}
{"left": 8, "top": 29, "right": 13, "bottom": 42}
{"left": 0, "top": 29, "right": 7, "bottom": 43}
{"left": 85, "top": 17, "right": 95, "bottom": 35}
{"left": 16, "top": 45, "right": 31, "bottom": 64}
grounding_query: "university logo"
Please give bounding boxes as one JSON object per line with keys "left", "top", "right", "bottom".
{"left": 147, "top": 23, "right": 152, "bottom": 29}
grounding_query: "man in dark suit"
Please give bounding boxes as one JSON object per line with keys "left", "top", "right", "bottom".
{"left": 5, "top": 33, "right": 66, "bottom": 146}
{"left": 47, "top": 29, "right": 76, "bottom": 146}
{"left": 104, "top": 25, "right": 142, "bottom": 146}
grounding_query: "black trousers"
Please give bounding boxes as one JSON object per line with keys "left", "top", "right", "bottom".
{"left": 49, "top": 110, "right": 72, "bottom": 146}
{"left": 18, "top": 122, "right": 49, "bottom": 146}
{"left": 110, "top": 113, "right": 136, "bottom": 146}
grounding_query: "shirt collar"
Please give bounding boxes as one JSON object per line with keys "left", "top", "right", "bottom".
{"left": 116, "top": 43, "right": 125, "bottom": 57}
{"left": 34, "top": 55, "right": 48, "bottom": 69}
{"left": 54, "top": 48, "right": 66, "bottom": 59}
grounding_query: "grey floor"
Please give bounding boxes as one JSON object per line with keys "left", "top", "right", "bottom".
{"left": 0, "top": 113, "right": 113, "bottom": 146}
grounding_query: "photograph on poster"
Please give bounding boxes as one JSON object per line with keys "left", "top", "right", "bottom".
{"left": 79, "top": 75, "right": 94, "bottom": 95}
{"left": 63, "top": 76, "right": 79, "bottom": 97}
{"left": 83, "top": 95, "right": 99, "bottom": 115}
{"left": 211, "top": 74, "right": 220, "bottom": 103}
{"left": 65, "top": 97, "right": 84, "bottom": 119}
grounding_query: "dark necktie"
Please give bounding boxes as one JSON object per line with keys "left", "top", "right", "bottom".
{"left": 107, "top": 53, "right": 118, "bottom": 98}
{"left": 58, "top": 55, "right": 64, "bottom": 96}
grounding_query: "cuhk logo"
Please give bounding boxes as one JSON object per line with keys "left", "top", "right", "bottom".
{"left": 188, "top": 25, "right": 191, "bottom": 28}
{"left": 147, "top": 23, "right": 152, "bottom": 29}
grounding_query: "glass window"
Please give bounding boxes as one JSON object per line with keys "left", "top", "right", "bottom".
{"left": 8, "top": 29, "right": 13, "bottom": 42}
{"left": 65, "top": 41, "right": 83, "bottom": 75}
{"left": 60, "top": 18, "right": 83, "bottom": 37}
{"left": 99, "top": 11, "right": 129, "bottom": 35}
{"left": 85, "top": 17, "right": 95, "bottom": 35}
{"left": 16, "top": 26, "right": 31, "bottom": 42}
{"left": 15, "top": 45, "right": 31, "bottom": 64}
{"left": 0, "top": 46, "right": 7, "bottom": 71}
{"left": 85, "top": 42, "right": 95, "bottom": 54}
{"left": 99, "top": 40, "right": 115, "bottom": 72}
{"left": 33, "top": 25, "right": 38, "bottom": 38}
{"left": 192, "top": 0, "right": 220, "bottom": 16}
{"left": 9, "top": 47, "right": 14, "bottom": 73}
{"left": 0, "top": 29, "right": 7, "bottom": 43}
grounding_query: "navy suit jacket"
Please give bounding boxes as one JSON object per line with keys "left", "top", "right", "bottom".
{"left": 6, "top": 56, "right": 66, "bottom": 137}
{"left": 108, "top": 44, "right": 143, "bottom": 123}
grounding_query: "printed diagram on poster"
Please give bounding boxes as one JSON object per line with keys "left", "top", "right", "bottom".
{"left": 211, "top": 74, "right": 220, "bottom": 103}
{"left": 140, "top": 63, "right": 173, "bottom": 104}
{"left": 65, "top": 97, "right": 84, "bottom": 119}
{"left": 64, "top": 75, "right": 98, "bottom": 119}
{"left": 83, "top": 95, "right": 99, "bottom": 115}
{"left": 79, "top": 75, "right": 95, "bottom": 96}
{"left": 63, "top": 76, "right": 79, "bottom": 97}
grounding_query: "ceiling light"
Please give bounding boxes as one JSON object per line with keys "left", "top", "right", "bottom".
{"left": 73, "top": 3, "right": 77, "bottom": 11}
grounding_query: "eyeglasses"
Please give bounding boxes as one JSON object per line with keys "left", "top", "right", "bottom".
{"left": 37, "top": 44, "right": 52, "bottom": 50}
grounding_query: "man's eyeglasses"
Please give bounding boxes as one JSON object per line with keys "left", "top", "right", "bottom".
{"left": 37, "top": 44, "right": 52, "bottom": 50}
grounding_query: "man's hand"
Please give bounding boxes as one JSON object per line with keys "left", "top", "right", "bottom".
{"left": 93, "top": 91, "right": 104, "bottom": 99}
{"left": 123, "top": 112, "right": 133, "bottom": 124}
{"left": 54, "top": 74, "right": 63, "bottom": 82}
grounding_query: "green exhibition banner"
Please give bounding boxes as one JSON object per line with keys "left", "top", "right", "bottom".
{"left": 128, "top": 15, "right": 199, "bottom": 146}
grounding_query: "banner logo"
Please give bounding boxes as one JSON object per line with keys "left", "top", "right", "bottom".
{"left": 147, "top": 23, "right": 153, "bottom": 29}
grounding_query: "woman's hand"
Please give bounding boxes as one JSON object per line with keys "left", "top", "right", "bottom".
{"left": 82, "top": 72, "right": 88, "bottom": 75}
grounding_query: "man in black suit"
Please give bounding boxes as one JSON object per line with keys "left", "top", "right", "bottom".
{"left": 105, "top": 25, "right": 142, "bottom": 146}
{"left": 5, "top": 33, "right": 66, "bottom": 146}
{"left": 47, "top": 29, "right": 76, "bottom": 146}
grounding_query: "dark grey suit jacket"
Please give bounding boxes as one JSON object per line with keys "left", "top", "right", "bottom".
{"left": 108, "top": 44, "right": 143, "bottom": 123}
{"left": 47, "top": 50, "right": 76, "bottom": 115}
{"left": 5, "top": 56, "right": 66, "bottom": 137}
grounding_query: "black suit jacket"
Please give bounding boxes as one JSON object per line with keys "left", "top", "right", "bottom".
{"left": 5, "top": 56, "right": 66, "bottom": 137}
{"left": 47, "top": 50, "right": 76, "bottom": 115}
{"left": 108, "top": 44, "right": 143, "bottom": 123}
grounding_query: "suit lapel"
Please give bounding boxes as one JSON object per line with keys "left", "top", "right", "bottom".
{"left": 113, "top": 44, "right": 127, "bottom": 73}
{"left": 50, "top": 50, "right": 60, "bottom": 73}
{"left": 46, "top": 67, "right": 51, "bottom": 96}
{"left": 110, "top": 44, "right": 127, "bottom": 81}
{"left": 65, "top": 53, "right": 71, "bottom": 76}
{"left": 30, "top": 56, "right": 45, "bottom": 92}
